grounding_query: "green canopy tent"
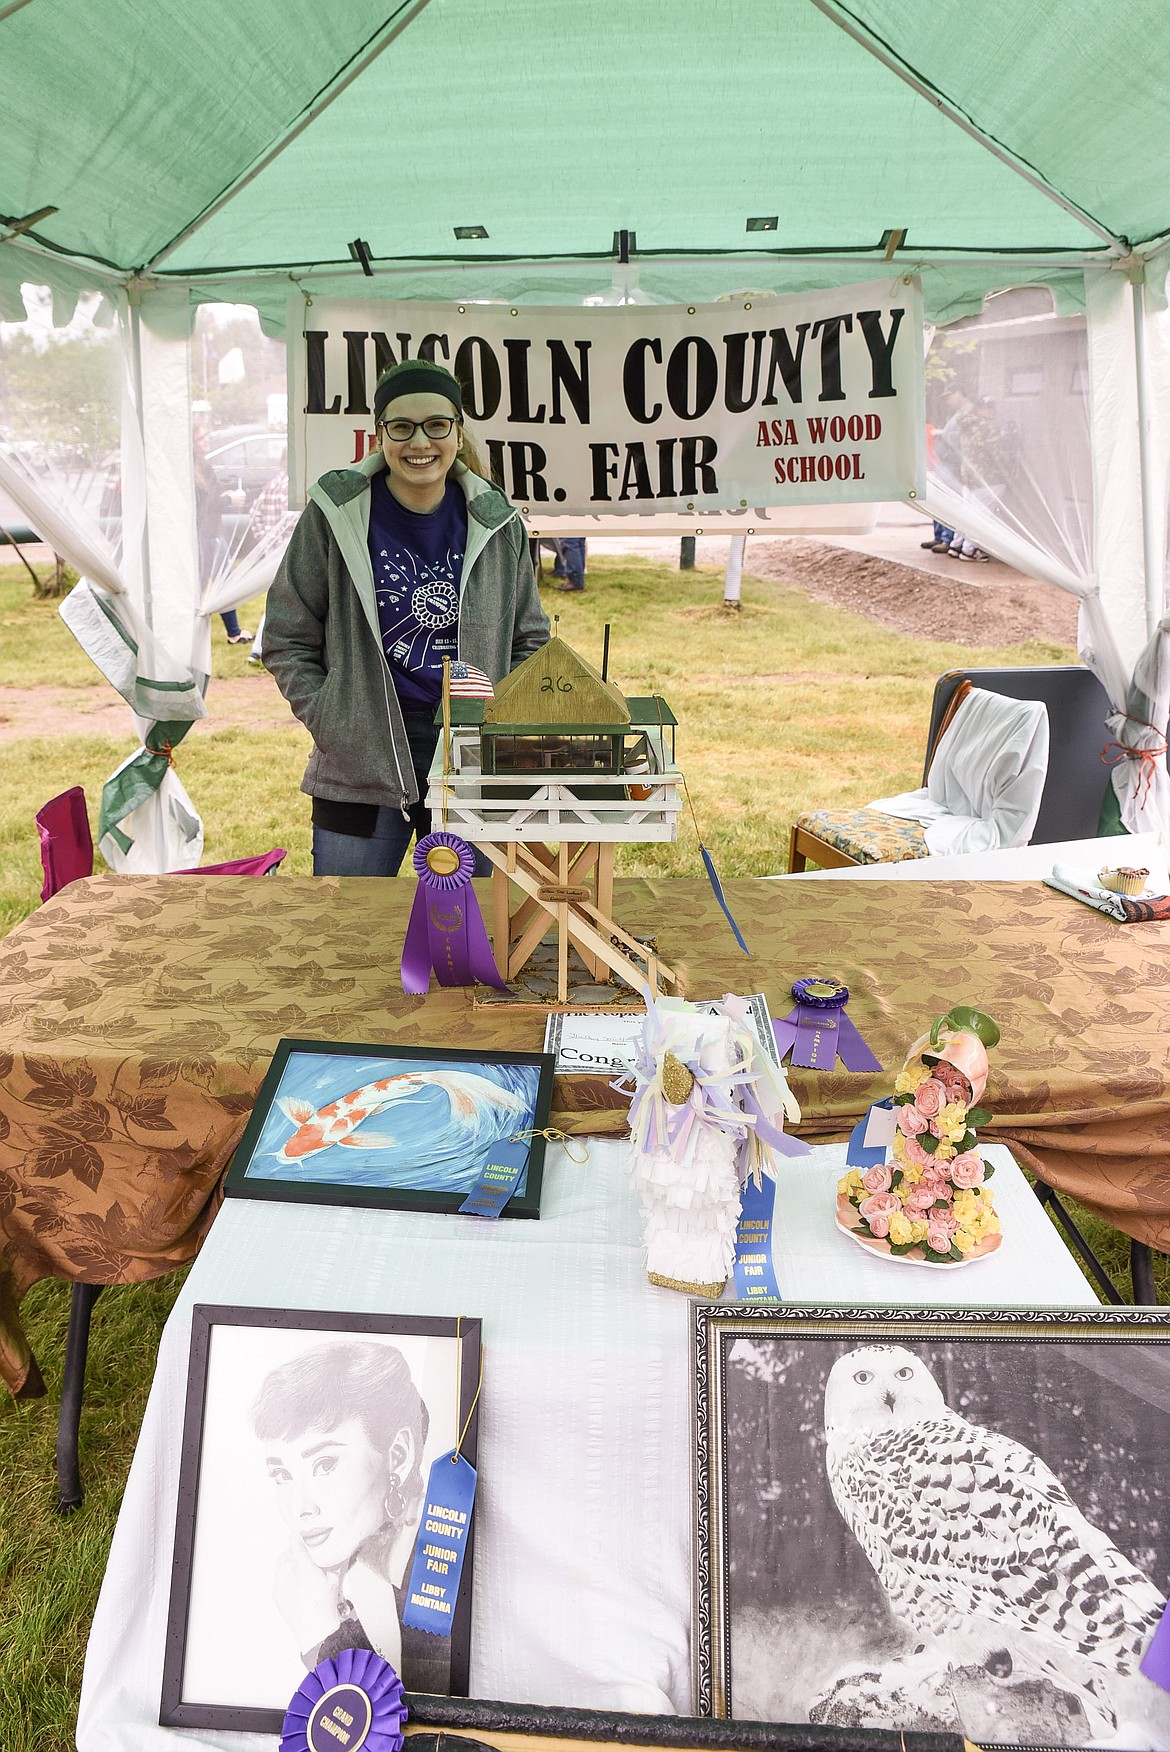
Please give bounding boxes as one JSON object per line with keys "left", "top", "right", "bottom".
{"left": 2, "top": 0, "right": 1169, "bottom": 847}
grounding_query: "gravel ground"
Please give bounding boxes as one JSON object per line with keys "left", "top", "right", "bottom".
{"left": 587, "top": 530, "right": 1081, "bottom": 650}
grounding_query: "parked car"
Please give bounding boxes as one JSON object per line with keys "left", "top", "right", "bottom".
{"left": 99, "top": 425, "right": 286, "bottom": 542}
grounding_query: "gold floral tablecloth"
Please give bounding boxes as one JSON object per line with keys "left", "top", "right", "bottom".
{"left": 1, "top": 873, "right": 1168, "bottom": 1394}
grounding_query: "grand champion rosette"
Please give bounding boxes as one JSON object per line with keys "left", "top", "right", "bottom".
{"left": 771, "top": 976, "right": 883, "bottom": 1072}
{"left": 280, "top": 1648, "right": 407, "bottom": 1752}
{"left": 400, "top": 831, "right": 508, "bottom": 994}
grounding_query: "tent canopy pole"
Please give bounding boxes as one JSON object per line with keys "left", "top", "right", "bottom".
{"left": 145, "top": 0, "right": 435, "bottom": 273}
{"left": 1131, "top": 274, "right": 1164, "bottom": 637}
{"left": 808, "top": 0, "right": 1124, "bottom": 252}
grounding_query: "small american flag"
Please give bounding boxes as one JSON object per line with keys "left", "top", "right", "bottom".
{"left": 448, "top": 660, "right": 495, "bottom": 698}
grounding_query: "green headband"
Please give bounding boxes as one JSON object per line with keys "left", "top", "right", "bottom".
{"left": 373, "top": 360, "right": 463, "bottom": 421}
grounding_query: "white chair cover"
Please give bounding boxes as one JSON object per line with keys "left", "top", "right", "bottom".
{"left": 867, "top": 687, "right": 1050, "bottom": 855}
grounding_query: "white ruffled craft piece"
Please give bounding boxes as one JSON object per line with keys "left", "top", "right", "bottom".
{"left": 626, "top": 996, "right": 801, "bottom": 1292}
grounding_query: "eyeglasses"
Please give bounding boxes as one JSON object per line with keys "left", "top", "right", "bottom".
{"left": 377, "top": 415, "right": 459, "bottom": 443}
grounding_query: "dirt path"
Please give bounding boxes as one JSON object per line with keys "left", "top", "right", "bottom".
{"left": 600, "top": 530, "right": 1081, "bottom": 650}
{"left": 0, "top": 675, "right": 298, "bottom": 744}
{"left": 743, "top": 537, "right": 1080, "bottom": 649}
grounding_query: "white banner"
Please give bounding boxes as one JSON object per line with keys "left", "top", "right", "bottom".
{"left": 289, "top": 277, "right": 925, "bottom": 516}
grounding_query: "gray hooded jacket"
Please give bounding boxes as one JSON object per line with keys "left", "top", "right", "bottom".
{"left": 263, "top": 453, "right": 549, "bottom": 809}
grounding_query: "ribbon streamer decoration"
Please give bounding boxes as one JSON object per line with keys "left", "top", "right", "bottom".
{"left": 772, "top": 976, "right": 883, "bottom": 1073}
{"left": 400, "top": 831, "right": 508, "bottom": 995}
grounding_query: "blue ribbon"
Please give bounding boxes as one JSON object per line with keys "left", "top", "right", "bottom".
{"left": 733, "top": 1174, "right": 782, "bottom": 1302}
{"left": 847, "top": 1098, "right": 897, "bottom": 1168}
{"left": 458, "top": 1136, "right": 530, "bottom": 1217}
{"left": 402, "top": 1450, "right": 477, "bottom": 1636}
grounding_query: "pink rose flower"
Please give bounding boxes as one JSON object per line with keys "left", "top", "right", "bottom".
{"left": 861, "top": 1164, "right": 893, "bottom": 1194}
{"left": 898, "top": 1104, "right": 928, "bottom": 1137}
{"left": 905, "top": 1186, "right": 935, "bottom": 1214}
{"left": 867, "top": 1214, "right": 891, "bottom": 1239}
{"left": 950, "top": 1151, "right": 985, "bottom": 1189}
{"left": 933, "top": 1061, "right": 972, "bottom": 1103}
{"left": 926, "top": 1221, "right": 953, "bottom": 1255}
{"left": 858, "top": 1191, "right": 901, "bottom": 1222}
{"left": 901, "top": 1135, "right": 932, "bottom": 1169}
{"left": 914, "top": 1078, "right": 946, "bottom": 1119}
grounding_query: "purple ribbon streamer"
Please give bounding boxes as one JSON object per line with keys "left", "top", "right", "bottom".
{"left": 400, "top": 831, "right": 508, "bottom": 995}
{"left": 738, "top": 1079, "right": 810, "bottom": 1157}
{"left": 772, "top": 983, "right": 883, "bottom": 1073}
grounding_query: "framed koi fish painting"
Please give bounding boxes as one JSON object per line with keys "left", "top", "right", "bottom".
{"left": 224, "top": 1038, "right": 555, "bottom": 1217}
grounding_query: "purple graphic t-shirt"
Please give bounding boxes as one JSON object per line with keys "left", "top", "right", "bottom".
{"left": 368, "top": 475, "right": 469, "bottom": 709}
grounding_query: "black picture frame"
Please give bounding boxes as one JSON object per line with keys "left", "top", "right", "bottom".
{"left": 223, "top": 1037, "right": 555, "bottom": 1218}
{"left": 161, "top": 1304, "right": 482, "bottom": 1733}
{"left": 692, "top": 1304, "right": 1170, "bottom": 1750}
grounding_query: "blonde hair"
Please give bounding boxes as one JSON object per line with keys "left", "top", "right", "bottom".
{"left": 457, "top": 420, "right": 498, "bottom": 486}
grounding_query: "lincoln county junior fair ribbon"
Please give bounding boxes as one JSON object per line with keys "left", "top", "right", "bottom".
{"left": 400, "top": 830, "right": 508, "bottom": 995}
{"left": 280, "top": 1648, "right": 407, "bottom": 1752}
{"left": 771, "top": 977, "right": 883, "bottom": 1072}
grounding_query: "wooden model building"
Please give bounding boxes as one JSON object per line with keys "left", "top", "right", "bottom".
{"left": 428, "top": 636, "right": 682, "bottom": 1002}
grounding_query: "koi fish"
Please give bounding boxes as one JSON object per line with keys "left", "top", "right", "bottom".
{"left": 275, "top": 1069, "right": 526, "bottom": 1161}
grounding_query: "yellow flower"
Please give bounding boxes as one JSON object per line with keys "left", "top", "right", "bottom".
{"left": 910, "top": 1218, "right": 929, "bottom": 1243}
{"left": 940, "top": 1100, "right": 968, "bottom": 1130}
{"left": 899, "top": 1162, "right": 922, "bottom": 1185}
{"left": 894, "top": 1061, "right": 931, "bottom": 1096}
{"left": 933, "top": 1140, "right": 956, "bottom": 1162}
{"left": 837, "top": 1170, "right": 865, "bottom": 1197}
{"left": 892, "top": 1130, "right": 907, "bottom": 1161}
{"left": 888, "top": 1212, "right": 913, "bottom": 1245}
{"left": 954, "top": 1228, "right": 978, "bottom": 1254}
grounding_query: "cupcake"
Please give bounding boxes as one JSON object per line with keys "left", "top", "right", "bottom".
{"left": 1098, "top": 866, "right": 1149, "bottom": 896}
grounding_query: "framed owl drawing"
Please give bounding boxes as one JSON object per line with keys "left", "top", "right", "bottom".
{"left": 692, "top": 1306, "right": 1170, "bottom": 1751}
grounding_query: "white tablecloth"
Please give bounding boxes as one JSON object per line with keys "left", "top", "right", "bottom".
{"left": 771, "top": 831, "right": 1170, "bottom": 886}
{"left": 77, "top": 1140, "right": 1093, "bottom": 1750}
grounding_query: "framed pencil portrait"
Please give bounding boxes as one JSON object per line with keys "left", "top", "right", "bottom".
{"left": 161, "top": 1305, "right": 482, "bottom": 1733}
{"left": 223, "top": 1037, "right": 555, "bottom": 1217}
{"left": 692, "top": 1304, "right": 1170, "bottom": 1751}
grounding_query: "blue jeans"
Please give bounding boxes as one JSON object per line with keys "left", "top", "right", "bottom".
{"left": 557, "top": 537, "right": 586, "bottom": 589}
{"left": 311, "top": 708, "right": 491, "bottom": 877}
{"left": 313, "top": 804, "right": 428, "bottom": 876}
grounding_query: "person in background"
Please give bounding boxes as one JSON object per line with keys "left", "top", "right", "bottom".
{"left": 551, "top": 535, "right": 587, "bottom": 593}
{"left": 264, "top": 357, "right": 548, "bottom": 876}
{"left": 933, "top": 387, "right": 999, "bottom": 563}
{"left": 194, "top": 428, "right": 254, "bottom": 643}
{"left": 245, "top": 448, "right": 296, "bottom": 664}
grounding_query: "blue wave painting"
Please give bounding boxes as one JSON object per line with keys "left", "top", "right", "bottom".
{"left": 246, "top": 1052, "right": 541, "bottom": 1195}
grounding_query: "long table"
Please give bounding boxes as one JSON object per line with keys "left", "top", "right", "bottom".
{"left": 1, "top": 872, "right": 1167, "bottom": 1394}
{"left": 76, "top": 1139, "right": 1093, "bottom": 1747}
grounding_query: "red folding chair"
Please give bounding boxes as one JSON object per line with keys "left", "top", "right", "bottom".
{"left": 35, "top": 785, "right": 94, "bottom": 902}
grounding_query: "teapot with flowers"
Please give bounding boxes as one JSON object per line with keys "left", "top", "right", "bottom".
{"left": 837, "top": 1007, "right": 1003, "bottom": 1266}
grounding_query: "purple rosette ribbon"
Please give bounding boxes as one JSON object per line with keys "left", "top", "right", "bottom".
{"left": 772, "top": 976, "right": 883, "bottom": 1073}
{"left": 280, "top": 1648, "right": 406, "bottom": 1752}
{"left": 400, "top": 830, "right": 508, "bottom": 994}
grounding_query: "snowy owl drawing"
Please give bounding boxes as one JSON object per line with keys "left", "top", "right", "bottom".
{"left": 823, "top": 1344, "right": 1169, "bottom": 1743}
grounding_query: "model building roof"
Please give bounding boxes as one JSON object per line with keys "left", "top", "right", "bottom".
{"left": 484, "top": 636, "right": 631, "bottom": 726}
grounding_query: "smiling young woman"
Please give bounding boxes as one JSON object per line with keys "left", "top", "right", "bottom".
{"left": 264, "top": 356, "right": 549, "bottom": 875}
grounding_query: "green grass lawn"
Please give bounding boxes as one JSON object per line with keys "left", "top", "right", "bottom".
{"left": 0, "top": 553, "right": 1162, "bottom": 1752}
